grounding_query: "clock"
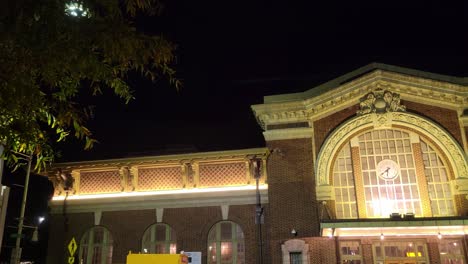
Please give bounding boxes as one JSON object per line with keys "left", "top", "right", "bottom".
{"left": 377, "top": 159, "right": 400, "bottom": 180}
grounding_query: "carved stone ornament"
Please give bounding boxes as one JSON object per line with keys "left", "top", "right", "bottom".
{"left": 54, "top": 169, "right": 74, "bottom": 194}
{"left": 357, "top": 89, "right": 406, "bottom": 115}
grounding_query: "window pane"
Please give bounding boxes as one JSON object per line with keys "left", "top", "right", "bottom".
{"left": 141, "top": 224, "right": 177, "bottom": 255}
{"left": 207, "top": 222, "right": 245, "bottom": 264}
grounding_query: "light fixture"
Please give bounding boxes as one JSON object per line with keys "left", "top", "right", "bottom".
{"left": 380, "top": 233, "right": 385, "bottom": 240}
{"left": 38, "top": 216, "right": 45, "bottom": 224}
{"left": 31, "top": 227, "right": 39, "bottom": 242}
{"left": 437, "top": 232, "right": 442, "bottom": 239}
{"left": 291, "top": 229, "right": 298, "bottom": 237}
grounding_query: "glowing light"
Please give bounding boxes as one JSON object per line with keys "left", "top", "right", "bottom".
{"left": 372, "top": 199, "right": 395, "bottom": 217}
{"left": 52, "top": 185, "right": 268, "bottom": 201}
{"left": 65, "top": 2, "right": 90, "bottom": 17}
{"left": 38, "top": 216, "right": 45, "bottom": 224}
{"left": 143, "top": 248, "right": 148, "bottom": 253}
{"left": 380, "top": 233, "right": 384, "bottom": 240}
{"left": 438, "top": 232, "right": 442, "bottom": 239}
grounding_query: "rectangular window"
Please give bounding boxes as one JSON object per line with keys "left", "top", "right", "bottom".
{"left": 289, "top": 252, "right": 302, "bottom": 264}
{"left": 439, "top": 239, "right": 466, "bottom": 264}
{"left": 340, "top": 241, "right": 362, "bottom": 263}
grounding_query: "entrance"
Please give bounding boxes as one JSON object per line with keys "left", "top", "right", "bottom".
{"left": 385, "top": 261, "right": 417, "bottom": 264}
{"left": 372, "top": 240, "right": 428, "bottom": 264}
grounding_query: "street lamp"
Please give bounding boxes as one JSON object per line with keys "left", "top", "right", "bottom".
{"left": 250, "top": 157, "right": 264, "bottom": 264}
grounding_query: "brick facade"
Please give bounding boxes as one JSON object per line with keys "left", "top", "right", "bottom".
{"left": 47, "top": 205, "right": 260, "bottom": 264}
{"left": 47, "top": 65, "right": 468, "bottom": 264}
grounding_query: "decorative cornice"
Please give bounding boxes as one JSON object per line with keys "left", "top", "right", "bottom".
{"left": 263, "top": 128, "right": 314, "bottom": 141}
{"left": 44, "top": 148, "right": 269, "bottom": 176}
{"left": 49, "top": 187, "right": 268, "bottom": 214}
{"left": 252, "top": 69, "right": 468, "bottom": 131}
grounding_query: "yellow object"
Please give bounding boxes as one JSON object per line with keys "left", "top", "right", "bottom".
{"left": 127, "top": 253, "right": 188, "bottom": 264}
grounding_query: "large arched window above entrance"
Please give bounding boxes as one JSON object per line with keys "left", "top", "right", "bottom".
{"left": 333, "top": 128, "right": 455, "bottom": 218}
{"left": 207, "top": 221, "right": 245, "bottom": 264}
{"left": 79, "top": 226, "right": 113, "bottom": 264}
{"left": 141, "top": 223, "right": 177, "bottom": 254}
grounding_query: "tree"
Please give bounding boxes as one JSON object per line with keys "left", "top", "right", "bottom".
{"left": 0, "top": 0, "right": 180, "bottom": 171}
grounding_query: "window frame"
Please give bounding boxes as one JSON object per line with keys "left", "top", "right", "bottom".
{"left": 141, "top": 223, "right": 177, "bottom": 254}
{"left": 79, "top": 226, "right": 113, "bottom": 264}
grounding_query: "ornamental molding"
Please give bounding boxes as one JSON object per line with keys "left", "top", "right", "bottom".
{"left": 263, "top": 128, "right": 314, "bottom": 141}
{"left": 45, "top": 148, "right": 269, "bottom": 174}
{"left": 315, "top": 112, "right": 468, "bottom": 192}
{"left": 357, "top": 89, "right": 406, "bottom": 115}
{"left": 253, "top": 70, "right": 467, "bottom": 130}
{"left": 49, "top": 188, "right": 269, "bottom": 214}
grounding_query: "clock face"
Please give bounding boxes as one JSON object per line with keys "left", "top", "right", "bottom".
{"left": 377, "top": 159, "right": 400, "bottom": 180}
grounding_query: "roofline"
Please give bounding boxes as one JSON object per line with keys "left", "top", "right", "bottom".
{"left": 264, "top": 62, "right": 468, "bottom": 103}
{"left": 47, "top": 147, "right": 269, "bottom": 170}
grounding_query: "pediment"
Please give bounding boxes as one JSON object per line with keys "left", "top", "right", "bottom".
{"left": 252, "top": 65, "right": 468, "bottom": 130}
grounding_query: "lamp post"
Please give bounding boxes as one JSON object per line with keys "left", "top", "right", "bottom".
{"left": 10, "top": 153, "right": 32, "bottom": 264}
{"left": 250, "top": 157, "right": 264, "bottom": 264}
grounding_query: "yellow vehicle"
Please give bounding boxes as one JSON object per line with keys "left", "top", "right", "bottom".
{"left": 126, "top": 253, "right": 189, "bottom": 264}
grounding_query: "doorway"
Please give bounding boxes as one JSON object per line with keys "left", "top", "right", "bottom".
{"left": 385, "top": 261, "right": 417, "bottom": 264}
{"left": 372, "top": 239, "right": 428, "bottom": 264}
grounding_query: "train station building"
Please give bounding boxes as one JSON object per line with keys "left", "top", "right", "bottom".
{"left": 46, "top": 63, "right": 468, "bottom": 264}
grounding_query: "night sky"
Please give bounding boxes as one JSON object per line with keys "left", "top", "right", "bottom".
{"left": 2, "top": 1, "right": 467, "bottom": 262}
{"left": 56, "top": 0, "right": 467, "bottom": 162}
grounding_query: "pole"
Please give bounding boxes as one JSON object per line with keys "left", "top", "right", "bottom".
{"left": 11, "top": 154, "right": 32, "bottom": 264}
{"left": 255, "top": 176, "right": 263, "bottom": 264}
{"left": 251, "top": 157, "right": 264, "bottom": 264}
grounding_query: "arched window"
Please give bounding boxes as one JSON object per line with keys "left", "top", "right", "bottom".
{"left": 141, "top": 223, "right": 177, "bottom": 254}
{"left": 333, "top": 129, "right": 455, "bottom": 218}
{"left": 207, "top": 221, "right": 245, "bottom": 264}
{"left": 79, "top": 226, "right": 113, "bottom": 264}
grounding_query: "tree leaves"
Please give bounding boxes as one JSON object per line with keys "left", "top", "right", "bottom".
{"left": 0, "top": 0, "right": 179, "bottom": 171}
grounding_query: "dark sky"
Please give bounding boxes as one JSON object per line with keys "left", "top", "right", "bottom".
{"left": 57, "top": 1, "right": 467, "bottom": 162}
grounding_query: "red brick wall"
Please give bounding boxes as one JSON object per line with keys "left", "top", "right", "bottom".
{"left": 314, "top": 105, "right": 359, "bottom": 154}
{"left": 404, "top": 101, "right": 463, "bottom": 145}
{"left": 101, "top": 210, "right": 156, "bottom": 263}
{"left": 265, "top": 138, "right": 319, "bottom": 263}
{"left": 46, "top": 212, "right": 94, "bottom": 264}
{"left": 47, "top": 205, "right": 259, "bottom": 264}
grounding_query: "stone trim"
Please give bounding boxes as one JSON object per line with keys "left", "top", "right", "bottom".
{"left": 316, "top": 112, "right": 468, "bottom": 199}
{"left": 49, "top": 188, "right": 269, "bottom": 214}
{"left": 252, "top": 70, "right": 467, "bottom": 130}
{"left": 281, "top": 239, "right": 310, "bottom": 264}
{"left": 263, "top": 128, "right": 313, "bottom": 141}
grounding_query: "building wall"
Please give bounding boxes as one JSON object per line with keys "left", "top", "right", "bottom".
{"left": 47, "top": 205, "right": 259, "bottom": 264}
{"left": 403, "top": 101, "right": 463, "bottom": 145}
{"left": 313, "top": 105, "right": 359, "bottom": 154}
{"left": 265, "top": 138, "right": 318, "bottom": 263}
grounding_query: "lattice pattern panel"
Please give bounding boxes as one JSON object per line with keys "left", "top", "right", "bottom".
{"left": 199, "top": 162, "right": 246, "bottom": 187}
{"left": 80, "top": 170, "right": 121, "bottom": 194}
{"left": 138, "top": 167, "right": 183, "bottom": 191}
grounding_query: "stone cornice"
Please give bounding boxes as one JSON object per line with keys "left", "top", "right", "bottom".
{"left": 49, "top": 188, "right": 269, "bottom": 214}
{"left": 263, "top": 128, "right": 313, "bottom": 141}
{"left": 252, "top": 69, "right": 468, "bottom": 130}
{"left": 44, "top": 147, "right": 269, "bottom": 175}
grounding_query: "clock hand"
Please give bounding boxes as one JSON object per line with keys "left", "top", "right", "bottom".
{"left": 380, "top": 167, "right": 390, "bottom": 177}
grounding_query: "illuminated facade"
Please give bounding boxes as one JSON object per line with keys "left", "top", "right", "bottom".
{"left": 46, "top": 63, "right": 468, "bottom": 264}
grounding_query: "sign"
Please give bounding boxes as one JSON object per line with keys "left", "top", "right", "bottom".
{"left": 68, "top": 237, "right": 77, "bottom": 256}
{"left": 67, "top": 237, "right": 77, "bottom": 264}
{"left": 184, "top": 252, "right": 201, "bottom": 264}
